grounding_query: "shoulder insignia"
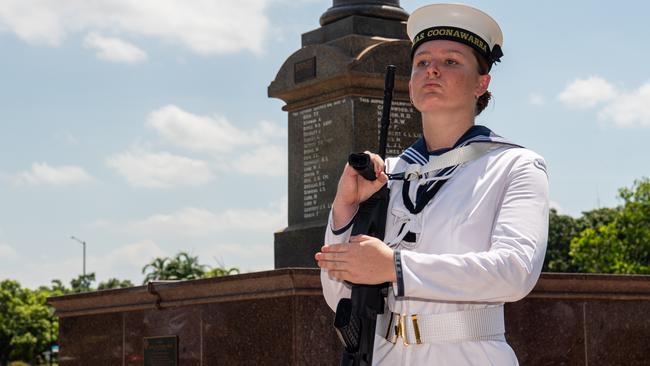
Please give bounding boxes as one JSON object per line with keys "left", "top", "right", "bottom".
{"left": 533, "top": 158, "right": 547, "bottom": 175}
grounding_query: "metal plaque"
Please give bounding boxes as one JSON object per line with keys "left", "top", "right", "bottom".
{"left": 144, "top": 336, "right": 177, "bottom": 366}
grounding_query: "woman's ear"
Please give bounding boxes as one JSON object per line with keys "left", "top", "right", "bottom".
{"left": 476, "top": 74, "right": 491, "bottom": 97}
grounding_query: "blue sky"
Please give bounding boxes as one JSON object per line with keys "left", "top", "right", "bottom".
{"left": 0, "top": 0, "right": 648, "bottom": 289}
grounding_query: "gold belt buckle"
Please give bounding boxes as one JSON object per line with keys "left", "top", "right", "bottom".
{"left": 387, "top": 313, "right": 422, "bottom": 346}
{"left": 400, "top": 314, "right": 409, "bottom": 346}
{"left": 411, "top": 314, "right": 422, "bottom": 345}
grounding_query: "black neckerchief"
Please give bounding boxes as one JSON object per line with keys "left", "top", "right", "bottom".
{"left": 399, "top": 125, "right": 509, "bottom": 214}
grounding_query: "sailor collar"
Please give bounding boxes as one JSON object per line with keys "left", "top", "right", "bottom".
{"left": 399, "top": 125, "right": 516, "bottom": 166}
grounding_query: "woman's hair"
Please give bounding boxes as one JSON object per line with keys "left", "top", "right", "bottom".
{"left": 473, "top": 50, "right": 491, "bottom": 116}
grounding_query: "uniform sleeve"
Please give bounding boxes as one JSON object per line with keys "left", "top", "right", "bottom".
{"left": 397, "top": 155, "right": 549, "bottom": 302}
{"left": 320, "top": 210, "right": 354, "bottom": 311}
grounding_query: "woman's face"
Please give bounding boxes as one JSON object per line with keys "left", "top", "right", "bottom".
{"left": 409, "top": 40, "right": 490, "bottom": 115}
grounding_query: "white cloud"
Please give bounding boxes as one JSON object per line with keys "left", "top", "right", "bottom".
{"left": 529, "top": 93, "right": 546, "bottom": 106}
{"left": 196, "top": 242, "right": 273, "bottom": 273}
{"left": 0, "top": 0, "right": 269, "bottom": 55}
{"left": 10, "top": 240, "right": 168, "bottom": 287}
{"left": 148, "top": 105, "right": 255, "bottom": 153}
{"left": 558, "top": 77, "right": 650, "bottom": 128}
{"left": 0, "top": 244, "right": 19, "bottom": 260}
{"left": 106, "top": 149, "right": 213, "bottom": 188}
{"left": 147, "top": 105, "right": 286, "bottom": 153}
{"left": 130, "top": 198, "right": 287, "bottom": 237}
{"left": 11, "top": 162, "right": 93, "bottom": 186}
{"left": 233, "top": 145, "right": 286, "bottom": 176}
{"left": 99, "top": 240, "right": 167, "bottom": 274}
{"left": 598, "top": 81, "right": 650, "bottom": 128}
{"left": 558, "top": 76, "right": 618, "bottom": 108}
{"left": 257, "top": 120, "right": 287, "bottom": 139}
{"left": 83, "top": 32, "right": 147, "bottom": 63}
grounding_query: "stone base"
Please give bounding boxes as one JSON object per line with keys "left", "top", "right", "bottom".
{"left": 274, "top": 223, "right": 326, "bottom": 268}
{"left": 506, "top": 274, "right": 650, "bottom": 365}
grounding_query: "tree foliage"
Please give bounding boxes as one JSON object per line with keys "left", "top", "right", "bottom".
{"left": 0, "top": 280, "right": 56, "bottom": 366}
{"left": 142, "top": 252, "right": 239, "bottom": 283}
{"left": 544, "top": 207, "right": 619, "bottom": 272}
{"left": 142, "top": 252, "right": 207, "bottom": 283}
{"left": 69, "top": 273, "right": 96, "bottom": 293}
{"left": 97, "top": 278, "right": 134, "bottom": 290}
{"left": 205, "top": 266, "right": 240, "bottom": 278}
{"left": 570, "top": 178, "right": 650, "bottom": 274}
{"left": 544, "top": 209, "right": 582, "bottom": 272}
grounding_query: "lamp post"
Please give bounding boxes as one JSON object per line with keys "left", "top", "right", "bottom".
{"left": 70, "top": 236, "right": 86, "bottom": 277}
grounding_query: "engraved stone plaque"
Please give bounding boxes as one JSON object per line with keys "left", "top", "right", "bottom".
{"left": 294, "top": 57, "right": 317, "bottom": 84}
{"left": 278, "top": 94, "right": 420, "bottom": 267}
{"left": 144, "top": 336, "right": 177, "bottom": 366}
{"left": 288, "top": 98, "right": 351, "bottom": 225}
{"left": 286, "top": 96, "right": 420, "bottom": 229}
{"left": 353, "top": 97, "right": 420, "bottom": 158}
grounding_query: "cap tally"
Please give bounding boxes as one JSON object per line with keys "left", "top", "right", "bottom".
{"left": 407, "top": 4, "right": 504, "bottom": 69}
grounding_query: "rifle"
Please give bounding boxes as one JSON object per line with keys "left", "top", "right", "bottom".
{"left": 334, "top": 65, "right": 395, "bottom": 366}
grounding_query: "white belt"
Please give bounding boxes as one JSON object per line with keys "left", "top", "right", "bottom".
{"left": 377, "top": 306, "right": 505, "bottom": 345}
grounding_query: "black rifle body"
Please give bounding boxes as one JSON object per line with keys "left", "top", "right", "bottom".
{"left": 334, "top": 65, "right": 395, "bottom": 366}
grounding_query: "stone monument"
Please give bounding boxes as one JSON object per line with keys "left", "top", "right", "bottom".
{"left": 269, "top": 0, "right": 422, "bottom": 268}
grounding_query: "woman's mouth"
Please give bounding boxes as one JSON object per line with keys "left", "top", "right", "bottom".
{"left": 423, "top": 82, "right": 442, "bottom": 89}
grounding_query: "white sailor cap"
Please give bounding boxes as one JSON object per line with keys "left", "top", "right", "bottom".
{"left": 407, "top": 3, "right": 504, "bottom": 70}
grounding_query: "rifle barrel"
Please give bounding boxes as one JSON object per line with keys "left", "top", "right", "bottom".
{"left": 378, "top": 65, "right": 396, "bottom": 160}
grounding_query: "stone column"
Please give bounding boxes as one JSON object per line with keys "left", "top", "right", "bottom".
{"left": 269, "top": 0, "right": 421, "bottom": 268}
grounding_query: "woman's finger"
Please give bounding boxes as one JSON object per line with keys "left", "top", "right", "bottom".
{"left": 328, "top": 270, "right": 348, "bottom": 281}
{"left": 322, "top": 243, "right": 350, "bottom": 253}
{"left": 364, "top": 151, "right": 385, "bottom": 177}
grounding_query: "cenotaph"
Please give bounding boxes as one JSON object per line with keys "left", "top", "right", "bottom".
{"left": 269, "top": 0, "right": 422, "bottom": 268}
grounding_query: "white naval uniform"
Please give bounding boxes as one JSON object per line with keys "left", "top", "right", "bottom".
{"left": 321, "top": 136, "right": 549, "bottom": 365}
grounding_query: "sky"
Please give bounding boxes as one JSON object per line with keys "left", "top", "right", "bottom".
{"left": 0, "top": 0, "right": 648, "bottom": 289}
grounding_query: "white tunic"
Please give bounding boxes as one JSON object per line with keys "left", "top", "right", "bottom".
{"left": 321, "top": 143, "right": 549, "bottom": 365}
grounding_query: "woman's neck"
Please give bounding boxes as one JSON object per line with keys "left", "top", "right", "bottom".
{"left": 421, "top": 110, "right": 475, "bottom": 152}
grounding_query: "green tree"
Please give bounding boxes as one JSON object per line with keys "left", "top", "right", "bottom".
{"left": 47, "top": 279, "right": 68, "bottom": 295}
{"left": 0, "top": 280, "right": 56, "bottom": 366}
{"left": 570, "top": 178, "right": 650, "bottom": 273}
{"left": 578, "top": 207, "right": 619, "bottom": 229}
{"left": 168, "top": 252, "right": 206, "bottom": 280}
{"left": 142, "top": 252, "right": 207, "bottom": 283}
{"left": 142, "top": 257, "right": 170, "bottom": 283}
{"left": 204, "top": 265, "right": 240, "bottom": 278}
{"left": 545, "top": 207, "right": 620, "bottom": 272}
{"left": 97, "top": 278, "right": 134, "bottom": 290}
{"left": 544, "top": 209, "right": 581, "bottom": 272}
{"left": 69, "top": 273, "right": 96, "bottom": 293}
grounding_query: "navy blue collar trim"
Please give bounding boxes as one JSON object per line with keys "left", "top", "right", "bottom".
{"left": 399, "top": 125, "right": 519, "bottom": 164}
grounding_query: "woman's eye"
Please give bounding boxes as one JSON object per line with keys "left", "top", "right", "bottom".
{"left": 445, "top": 59, "right": 458, "bottom": 65}
{"left": 417, "top": 60, "right": 430, "bottom": 67}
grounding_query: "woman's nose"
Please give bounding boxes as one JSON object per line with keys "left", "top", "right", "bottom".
{"left": 426, "top": 62, "right": 440, "bottom": 78}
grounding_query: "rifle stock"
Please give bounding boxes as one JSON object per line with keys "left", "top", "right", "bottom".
{"left": 334, "top": 65, "right": 396, "bottom": 366}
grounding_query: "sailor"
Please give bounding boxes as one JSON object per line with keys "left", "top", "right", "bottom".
{"left": 316, "top": 3, "right": 549, "bottom": 365}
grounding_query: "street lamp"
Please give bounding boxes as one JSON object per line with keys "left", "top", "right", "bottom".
{"left": 70, "top": 236, "right": 86, "bottom": 277}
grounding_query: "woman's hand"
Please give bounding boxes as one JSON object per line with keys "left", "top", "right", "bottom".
{"left": 315, "top": 235, "right": 396, "bottom": 285}
{"left": 331, "top": 152, "right": 388, "bottom": 229}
